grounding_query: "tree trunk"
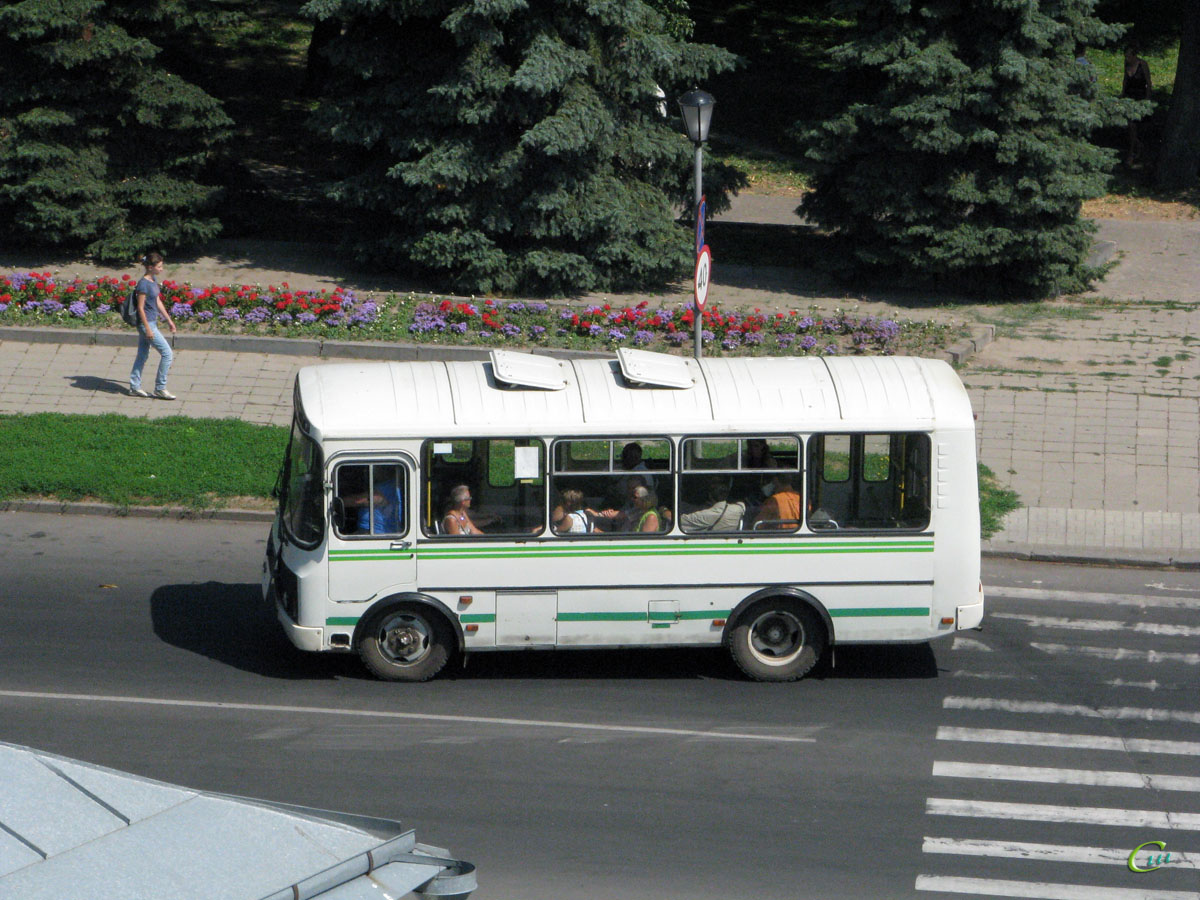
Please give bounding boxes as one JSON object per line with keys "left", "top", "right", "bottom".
{"left": 1156, "top": 0, "right": 1200, "bottom": 188}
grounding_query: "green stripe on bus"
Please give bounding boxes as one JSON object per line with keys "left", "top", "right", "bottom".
{"left": 460, "top": 614, "right": 496, "bottom": 624}
{"left": 651, "top": 623, "right": 672, "bottom": 629}
{"left": 414, "top": 546, "right": 933, "bottom": 561}
{"left": 829, "top": 607, "right": 929, "bottom": 617}
{"left": 326, "top": 617, "right": 360, "bottom": 626}
{"left": 556, "top": 612, "right": 648, "bottom": 622}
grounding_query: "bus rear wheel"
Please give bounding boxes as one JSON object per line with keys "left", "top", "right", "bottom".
{"left": 359, "top": 606, "right": 453, "bottom": 682}
{"left": 729, "top": 599, "right": 825, "bottom": 682}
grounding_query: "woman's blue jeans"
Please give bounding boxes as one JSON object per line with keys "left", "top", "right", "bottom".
{"left": 130, "top": 322, "right": 173, "bottom": 392}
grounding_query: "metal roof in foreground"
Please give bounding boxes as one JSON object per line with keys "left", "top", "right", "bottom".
{"left": 0, "top": 742, "right": 475, "bottom": 900}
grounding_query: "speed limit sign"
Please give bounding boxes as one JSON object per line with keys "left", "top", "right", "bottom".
{"left": 694, "top": 244, "right": 712, "bottom": 308}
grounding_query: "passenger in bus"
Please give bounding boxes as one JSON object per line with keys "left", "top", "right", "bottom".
{"left": 592, "top": 484, "right": 660, "bottom": 533}
{"left": 614, "top": 441, "right": 654, "bottom": 502}
{"left": 554, "top": 489, "right": 593, "bottom": 534}
{"left": 753, "top": 474, "right": 800, "bottom": 530}
{"left": 745, "top": 438, "right": 778, "bottom": 469}
{"left": 357, "top": 480, "right": 402, "bottom": 535}
{"left": 675, "top": 478, "right": 745, "bottom": 532}
{"left": 442, "top": 484, "right": 485, "bottom": 535}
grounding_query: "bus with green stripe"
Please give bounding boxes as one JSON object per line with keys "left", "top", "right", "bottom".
{"left": 264, "top": 348, "right": 983, "bottom": 682}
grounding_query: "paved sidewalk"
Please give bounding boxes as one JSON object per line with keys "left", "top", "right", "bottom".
{"left": 2, "top": 195, "right": 1198, "bottom": 565}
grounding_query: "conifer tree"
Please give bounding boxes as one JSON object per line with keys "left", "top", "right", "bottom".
{"left": 0, "top": 0, "right": 231, "bottom": 262}
{"left": 304, "top": 0, "right": 739, "bottom": 295}
{"left": 800, "top": 0, "right": 1144, "bottom": 298}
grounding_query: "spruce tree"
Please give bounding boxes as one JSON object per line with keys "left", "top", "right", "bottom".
{"left": 0, "top": 0, "right": 231, "bottom": 262}
{"left": 304, "top": 0, "right": 739, "bottom": 295}
{"left": 800, "top": 0, "right": 1144, "bottom": 298}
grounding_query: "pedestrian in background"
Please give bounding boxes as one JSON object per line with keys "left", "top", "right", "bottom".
{"left": 128, "top": 251, "right": 178, "bottom": 400}
{"left": 1122, "top": 46, "right": 1153, "bottom": 166}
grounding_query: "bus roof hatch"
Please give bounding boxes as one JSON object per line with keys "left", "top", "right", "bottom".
{"left": 617, "top": 348, "right": 695, "bottom": 389}
{"left": 489, "top": 349, "right": 568, "bottom": 390}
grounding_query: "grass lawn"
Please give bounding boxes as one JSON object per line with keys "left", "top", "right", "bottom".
{"left": 0, "top": 414, "right": 1021, "bottom": 538}
{"left": 0, "top": 414, "right": 287, "bottom": 509}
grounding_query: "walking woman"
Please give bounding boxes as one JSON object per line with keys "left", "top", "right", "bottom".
{"left": 128, "top": 252, "right": 178, "bottom": 399}
{"left": 1122, "top": 46, "right": 1153, "bottom": 166}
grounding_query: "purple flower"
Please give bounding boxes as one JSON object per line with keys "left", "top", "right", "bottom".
{"left": 506, "top": 302, "right": 526, "bottom": 313}
{"left": 633, "top": 330, "right": 654, "bottom": 346}
{"left": 275, "top": 312, "right": 294, "bottom": 324}
{"left": 245, "top": 306, "right": 270, "bottom": 324}
{"left": 0, "top": 303, "right": 8, "bottom": 314}
{"left": 196, "top": 310, "right": 216, "bottom": 323}
{"left": 529, "top": 325, "right": 546, "bottom": 337}
{"left": 778, "top": 334, "right": 795, "bottom": 349}
{"left": 501, "top": 323, "right": 522, "bottom": 338}
{"left": 95, "top": 303, "right": 111, "bottom": 315}
{"left": 528, "top": 302, "right": 549, "bottom": 313}
{"left": 479, "top": 330, "right": 493, "bottom": 338}
{"left": 450, "top": 322, "right": 468, "bottom": 335}
{"left": 667, "top": 331, "right": 688, "bottom": 346}
{"left": 221, "top": 307, "right": 241, "bottom": 321}
{"left": 68, "top": 301, "right": 89, "bottom": 318}
{"left": 800, "top": 335, "right": 817, "bottom": 351}
{"left": 608, "top": 328, "right": 627, "bottom": 341}
{"left": 170, "top": 302, "right": 193, "bottom": 319}
{"left": 297, "top": 312, "right": 317, "bottom": 325}
{"left": 588, "top": 324, "right": 603, "bottom": 337}
{"left": 701, "top": 329, "right": 714, "bottom": 343}
{"left": 797, "top": 316, "right": 814, "bottom": 331}
{"left": 823, "top": 343, "right": 839, "bottom": 355}
{"left": 745, "top": 332, "right": 764, "bottom": 345}
{"left": 41, "top": 300, "right": 64, "bottom": 314}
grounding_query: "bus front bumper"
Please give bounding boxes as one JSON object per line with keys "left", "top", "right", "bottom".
{"left": 956, "top": 599, "right": 984, "bottom": 630}
{"left": 275, "top": 600, "right": 325, "bottom": 651}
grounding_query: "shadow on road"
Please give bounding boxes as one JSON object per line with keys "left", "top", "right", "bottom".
{"left": 66, "top": 375, "right": 129, "bottom": 395}
{"left": 149, "top": 581, "right": 359, "bottom": 681}
{"left": 150, "top": 582, "right": 939, "bottom": 683}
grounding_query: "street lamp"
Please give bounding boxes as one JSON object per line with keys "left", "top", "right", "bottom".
{"left": 678, "top": 88, "right": 714, "bottom": 360}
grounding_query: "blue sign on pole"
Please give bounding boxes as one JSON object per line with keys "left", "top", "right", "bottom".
{"left": 695, "top": 195, "right": 706, "bottom": 256}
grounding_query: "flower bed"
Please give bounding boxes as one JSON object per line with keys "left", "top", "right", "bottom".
{"left": 0, "top": 272, "right": 375, "bottom": 329}
{"left": 1, "top": 271, "right": 959, "bottom": 357}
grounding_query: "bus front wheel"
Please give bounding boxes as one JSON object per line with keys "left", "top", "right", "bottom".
{"left": 359, "top": 606, "right": 453, "bottom": 682}
{"left": 729, "top": 599, "right": 825, "bottom": 682}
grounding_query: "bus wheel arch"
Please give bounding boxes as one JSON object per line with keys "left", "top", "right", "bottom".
{"left": 355, "top": 594, "right": 460, "bottom": 682}
{"left": 725, "top": 588, "right": 831, "bottom": 682}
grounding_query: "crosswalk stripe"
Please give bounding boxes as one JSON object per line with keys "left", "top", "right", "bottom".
{"left": 937, "top": 726, "right": 1200, "bottom": 756}
{"left": 944, "top": 696, "right": 1200, "bottom": 724}
{"left": 953, "top": 637, "right": 993, "bottom": 651}
{"left": 916, "top": 874, "right": 1200, "bottom": 898}
{"left": 986, "top": 586, "right": 1200, "bottom": 609}
{"left": 926, "top": 798, "right": 1200, "bottom": 829}
{"left": 1031, "top": 643, "right": 1200, "bottom": 665}
{"left": 932, "top": 761, "right": 1200, "bottom": 792}
{"left": 991, "top": 613, "right": 1200, "bottom": 638}
{"left": 922, "top": 836, "right": 1198, "bottom": 868}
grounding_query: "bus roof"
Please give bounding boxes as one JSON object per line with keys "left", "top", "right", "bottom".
{"left": 296, "top": 352, "right": 974, "bottom": 441}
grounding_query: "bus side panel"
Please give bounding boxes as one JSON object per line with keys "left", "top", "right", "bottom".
{"left": 930, "top": 428, "right": 983, "bottom": 629}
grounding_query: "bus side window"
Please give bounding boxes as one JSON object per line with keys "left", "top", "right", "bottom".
{"left": 807, "top": 433, "right": 930, "bottom": 531}
{"left": 334, "top": 463, "right": 406, "bottom": 537}
{"left": 423, "top": 438, "right": 545, "bottom": 536}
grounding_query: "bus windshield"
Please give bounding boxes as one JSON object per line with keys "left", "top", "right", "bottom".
{"left": 280, "top": 417, "right": 324, "bottom": 547}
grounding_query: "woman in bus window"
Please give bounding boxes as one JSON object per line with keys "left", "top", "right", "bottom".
{"left": 443, "top": 484, "right": 485, "bottom": 535}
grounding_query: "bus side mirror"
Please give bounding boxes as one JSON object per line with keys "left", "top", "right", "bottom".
{"left": 331, "top": 497, "right": 347, "bottom": 533}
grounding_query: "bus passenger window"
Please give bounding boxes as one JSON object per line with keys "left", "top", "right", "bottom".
{"left": 679, "top": 436, "right": 799, "bottom": 534}
{"left": 807, "top": 433, "right": 930, "bottom": 531}
{"left": 422, "top": 438, "right": 545, "bottom": 537}
{"left": 550, "top": 438, "right": 673, "bottom": 535}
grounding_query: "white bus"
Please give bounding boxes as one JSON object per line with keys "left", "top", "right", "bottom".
{"left": 264, "top": 348, "right": 983, "bottom": 682}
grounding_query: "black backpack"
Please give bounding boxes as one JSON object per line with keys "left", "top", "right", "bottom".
{"left": 120, "top": 288, "right": 140, "bottom": 327}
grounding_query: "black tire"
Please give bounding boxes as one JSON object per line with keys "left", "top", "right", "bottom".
{"left": 358, "top": 605, "right": 453, "bottom": 682}
{"left": 728, "top": 598, "right": 825, "bottom": 682}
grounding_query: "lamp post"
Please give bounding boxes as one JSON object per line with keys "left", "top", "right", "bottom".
{"left": 678, "top": 88, "right": 714, "bottom": 360}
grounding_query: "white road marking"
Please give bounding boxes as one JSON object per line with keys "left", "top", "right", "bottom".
{"left": 932, "top": 761, "right": 1200, "bottom": 792}
{"left": 1145, "top": 582, "right": 1200, "bottom": 594}
{"left": 944, "top": 696, "right": 1200, "bottom": 724}
{"left": 1106, "top": 679, "right": 1162, "bottom": 691}
{"left": 916, "top": 874, "right": 1200, "bottom": 898}
{"left": 0, "top": 689, "right": 815, "bottom": 743}
{"left": 991, "top": 613, "right": 1200, "bottom": 638}
{"left": 926, "top": 798, "right": 1200, "bottom": 830}
{"left": 950, "top": 671, "right": 1033, "bottom": 681}
{"left": 952, "top": 637, "right": 993, "bottom": 651}
{"left": 987, "top": 586, "right": 1200, "bottom": 609}
{"left": 1031, "top": 643, "right": 1200, "bottom": 665}
{"left": 937, "top": 727, "right": 1200, "bottom": 756}
{"left": 922, "top": 836, "right": 1198, "bottom": 868}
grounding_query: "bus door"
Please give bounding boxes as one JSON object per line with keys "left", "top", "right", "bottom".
{"left": 327, "top": 458, "right": 416, "bottom": 604}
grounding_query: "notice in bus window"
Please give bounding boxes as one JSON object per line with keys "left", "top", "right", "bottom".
{"left": 514, "top": 446, "right": 540, "bottom": 480}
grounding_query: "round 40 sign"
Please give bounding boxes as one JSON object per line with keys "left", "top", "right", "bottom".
{"left": 694, "top": 244, "right": 712, "bottom": 309}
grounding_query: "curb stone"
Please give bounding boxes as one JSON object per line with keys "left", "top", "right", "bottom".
{"left": 0, "top": 322, "right": 996, "bottom": 366}
{"left": 1, "top": 498, "right": 275, "bottom": 524}
{"left": 981, "top": 547, "right": 1200, "bottom": 571}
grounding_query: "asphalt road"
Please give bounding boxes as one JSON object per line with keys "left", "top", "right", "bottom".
{"left": 1, "top": 511, "right": 1197, "bottom": 899}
